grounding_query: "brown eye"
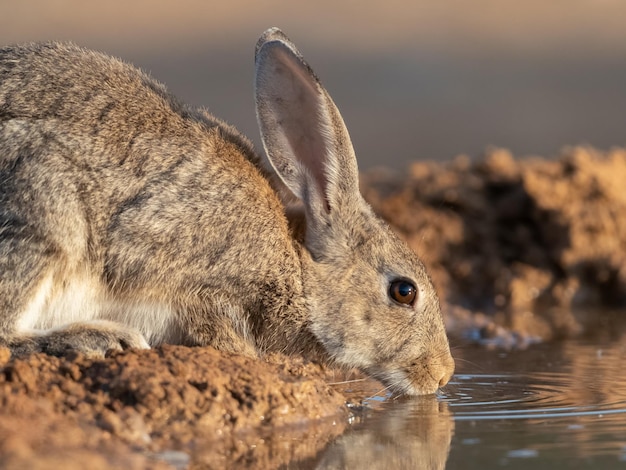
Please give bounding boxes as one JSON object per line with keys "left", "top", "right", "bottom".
{"left": 389, "top": 280, "right": 417, "bottom": 306}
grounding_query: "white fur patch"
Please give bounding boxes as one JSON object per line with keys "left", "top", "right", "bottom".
{"left": 16, "top": 273, "right": 180, "bottom": 346}
{"left": 16, "top": 272, "right": 55, "bottom": 334}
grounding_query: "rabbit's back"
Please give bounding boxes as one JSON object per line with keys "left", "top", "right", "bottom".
{"left": 2, "top": 43, "right": 196, "bottom": 133}
{"left": 0, "top": 42, "right": 266, "bottom": 179}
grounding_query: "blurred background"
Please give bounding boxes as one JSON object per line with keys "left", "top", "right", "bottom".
{"left": 1, "top": 0, "right": 625, "bottom": 169}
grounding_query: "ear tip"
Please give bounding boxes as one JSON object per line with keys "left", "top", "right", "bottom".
{"left": 260, "top": 27, "right": 288, "bottom": 42}
{"left": 255, "top": 29, "right": 321, "bottom": 87}
{"left": 255, "top": 27, "right": 296, "bottom": 61}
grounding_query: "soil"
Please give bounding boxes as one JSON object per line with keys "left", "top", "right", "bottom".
{"left": 2, "top": 145, "right": 625, "bottom": 468}
{"left": 0, "top": 346, "right": 347, "bottom": 469}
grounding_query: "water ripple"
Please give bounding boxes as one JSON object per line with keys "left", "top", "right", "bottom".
{"left": 439, "top": 362, "right": 626, "bottom": 421}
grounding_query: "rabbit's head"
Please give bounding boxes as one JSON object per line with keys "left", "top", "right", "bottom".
{"left": 255, "top": 28, "right": 454, "bottom": 395}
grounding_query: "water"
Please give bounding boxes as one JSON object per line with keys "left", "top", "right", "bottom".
{"left": 297, "top": 337, "right": 626, "bottom": 469}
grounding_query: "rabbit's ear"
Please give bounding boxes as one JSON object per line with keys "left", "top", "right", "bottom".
{"left": 255, "top": 28, "right": 360, "bottom": 221}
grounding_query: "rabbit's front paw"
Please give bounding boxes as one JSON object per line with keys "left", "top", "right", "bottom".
{"left": 40, "top": 320, "right": 150, "bottom": 358}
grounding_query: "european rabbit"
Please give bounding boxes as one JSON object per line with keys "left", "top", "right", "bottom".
{"left": 0, "top": 28, "right": 454, "bottom": 394}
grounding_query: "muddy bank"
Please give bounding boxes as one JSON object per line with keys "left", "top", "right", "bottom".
{"left": 0, "top": 346, "right": 347, "bottom": 469}
{"left": 364, "top": 146, "right": 626, "bottom": 346}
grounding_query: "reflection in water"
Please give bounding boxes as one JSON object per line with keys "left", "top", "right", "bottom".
{"left": 302, "top": 335, "right": 626, "bottom": 470}
{"left": 314, "top": 397, "right": 453, "bottom": 470}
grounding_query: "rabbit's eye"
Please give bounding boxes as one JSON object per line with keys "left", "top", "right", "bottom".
{"left": 389, "top": 280, "right": 417, "bottom": 306}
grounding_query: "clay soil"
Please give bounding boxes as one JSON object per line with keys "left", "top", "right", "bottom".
{"left": 2, "top": 146, "right": 626, "bottom": 468}
{"left": 0, "top": 346, "right": 348, "bottom": 469}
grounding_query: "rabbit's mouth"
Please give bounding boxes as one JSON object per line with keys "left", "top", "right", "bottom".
{"left": 365, "top": 354, "right": 455, "bottom": 396}
{"left": 365, "top": 366, "right": 441, "bottom": 396}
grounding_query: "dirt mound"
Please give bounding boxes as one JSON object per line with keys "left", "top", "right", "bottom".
{"left": 0, "top": 345, "right": 347, "bottom": 469}
{"left": 364, "top": 146, "right": 626, "bottom": 345}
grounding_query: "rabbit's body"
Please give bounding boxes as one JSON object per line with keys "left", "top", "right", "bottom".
{"left": 0, "top": 30, "right": 454, "bottom": 394}
{"left": 0, "top": 42, "right": 309, "bottom": 357}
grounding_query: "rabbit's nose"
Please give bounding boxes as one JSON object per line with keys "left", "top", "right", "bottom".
{"left": 438, "top": 356, "right": 455, "bottom": 387}
{"left": 439, "top": 371, "right": 452, "bottom": 388}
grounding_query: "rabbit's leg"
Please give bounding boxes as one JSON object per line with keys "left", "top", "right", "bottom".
{"left": 20, "top": 320, "right": 149, "bottom": 358}
{"left": 181, "top": 301, "right": 259, "bottom": 357}
{"left": 0, "top": 236, "right": 149, "bottom": 358}
{"left": 7, "top": 320, "right": 150, "bottom": 358}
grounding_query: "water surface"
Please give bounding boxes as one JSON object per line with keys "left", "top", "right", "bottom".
{"left": 302, "top": 336, "right": 626, "bottom": 469}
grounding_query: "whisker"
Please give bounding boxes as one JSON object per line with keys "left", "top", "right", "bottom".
{"left": 327, "top": 378, "right": 367, "bottom": 386}
{"left": 366, "top": 382, "right": 395, "bottom": 401}
{"left": 451, "top": 357, "right": 486, "bottom": 374}
{"left": 452, "top": 357, "right": 480, "bottom": 367}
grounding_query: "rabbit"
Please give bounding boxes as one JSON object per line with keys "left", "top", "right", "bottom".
{"left": 0, "top": 27, "right": 454, "bottom": 395}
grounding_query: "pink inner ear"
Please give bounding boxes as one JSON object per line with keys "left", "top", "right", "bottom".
{"left": 291, "top": 131, "right": 330, "bottom": 212}
{"left": 274, "top": 49, "right": 330, "bottom": 211}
